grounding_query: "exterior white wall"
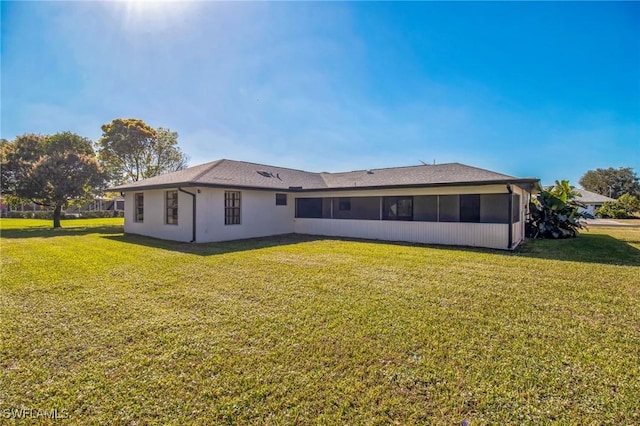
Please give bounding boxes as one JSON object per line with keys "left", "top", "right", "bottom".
{"left": 294, "top": 219, "right": 509, "bottom": 250}
{"left": 123, "top": 189, "right": 193, "bottom": 242}
{"left": 195, "top": 188, "right": 294, "bottom": 242}
{"left": 123, "top": 183, "right": 529, "bottom": 250}
{"left": 578, "top": 204, "right": 599, "bottom": 215}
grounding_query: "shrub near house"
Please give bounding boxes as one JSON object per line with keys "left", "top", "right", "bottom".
{"left": 597, "top": 193, "right": 640, "bottom": 219}
{"left": 526, "top": 180, "right": 588, "bottom": 239}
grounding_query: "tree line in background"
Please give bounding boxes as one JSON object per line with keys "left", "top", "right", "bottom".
{"left": 0, "top": 118, "right": 188, "bottom": 227}
{"left": 579, "top": 167, "right": 640, "bottom": 199}
{"left": 578, "top": 167, "right": 640, "bottom": 219}
{"left": 1, "top": 119, "right": 639, "bottom": 230}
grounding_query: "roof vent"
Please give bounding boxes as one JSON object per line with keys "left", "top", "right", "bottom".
{"left": 257, "top": 170, "right": 273, "bottom": 178}
{"left": 366, "top": 170, "right": 374, "bottom": 174}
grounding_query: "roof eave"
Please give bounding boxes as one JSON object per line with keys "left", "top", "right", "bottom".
{"left": 112, "top": 178, "right": 540, "bottom": 193}
{"left": 108, "top": 181, "right": 198, "bottom": 192}
{"left": 300, "top": 178, "right": 540, "bottom": 192}
{"left": 110, "top": 181, "right": 318, "bottom": 192}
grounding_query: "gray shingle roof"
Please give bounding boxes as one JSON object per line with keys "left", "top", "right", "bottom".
{"left": 320, "top": 163, "right": 516, "bottom": 188}
{"left": 574, "top": 189, "right": 615, "bottom": 204}
{"left": 111, "top": 159, "right": 539, "bottom": 192}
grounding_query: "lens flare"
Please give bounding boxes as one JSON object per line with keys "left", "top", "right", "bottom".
{"left": 117, "top": 0, "right": 195, "bottom": 30}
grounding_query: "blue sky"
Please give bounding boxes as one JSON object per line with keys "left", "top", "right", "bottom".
{"left": 2, "top": 1, "right": 639, "bottom": 185}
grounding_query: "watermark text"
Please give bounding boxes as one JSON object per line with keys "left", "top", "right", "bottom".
{"left": 2, "top": 408, "right": 69, "bottom": 420}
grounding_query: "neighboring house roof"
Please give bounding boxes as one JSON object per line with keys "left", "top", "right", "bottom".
{"left": 111, "top": 159, "right": 540, "bottom": 192}
{"left": 574, "top": 189, "right": 615, "bottom": 204}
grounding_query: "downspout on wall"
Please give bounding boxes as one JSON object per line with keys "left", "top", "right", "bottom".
{"left": 178, "top": 187, "right": 196, "bottom": 243}
{"left": 507, "top": 184, "right": 513, "bottom": 250}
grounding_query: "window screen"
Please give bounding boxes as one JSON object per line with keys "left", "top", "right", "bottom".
{"left": 296, "top": 198, "right": 323, "bottom": 218}
{"left": 413, "top": 196, "right": 438, "bottom": 222}
{"left": 338, "top": 198, "right": 351, "bottom": 211}
{"left": 512, "top": 194, "right": 521, "bottom": 223}
{"left": 439, "top": 195, "right": 460, "bottom": 222}
{"left": 480, "top": 194, "right": 509, "bottom": 223}
{"left": 332, "top": 197, "right": 380, "bottom": 220}
{"left": 460, "top": 194, "right": 481, "bottom": 223}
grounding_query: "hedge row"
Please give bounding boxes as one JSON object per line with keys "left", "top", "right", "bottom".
{"left": 3, "top": 211, "right": 124, "bottom": 219}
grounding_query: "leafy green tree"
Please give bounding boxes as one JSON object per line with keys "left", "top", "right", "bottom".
{"left": 526, "top": 180, "right": 588, "bottom": 239}
{"left": 578, "top": 167, "right": 640, "bottom": 199}
{"left": 596, "top": 193, "right": 640, "bottom": 219}
{"left": 96, "top": 118, "right": 188, "bottom": 184}
{"left": 1, "top": 132, "right": 105, "bottom": 228}
{"left": 144, "top": 127, "right": 189, "bottom": 178}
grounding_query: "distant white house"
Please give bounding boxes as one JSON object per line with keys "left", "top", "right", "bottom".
{"left": 68, "top": 197, "right": 125, "bottom": 214}
{"left": 574, "top": 189, "right": 615, "bottom": 216}
{"left": 0, "top": 196, "right": 124, "bottom": 217}
{"left": 112, "top": 159, "right": 540, "bottom": 250}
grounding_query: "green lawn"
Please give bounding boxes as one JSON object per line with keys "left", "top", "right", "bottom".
{"left": 1, "top": 218, "right": 639, "bottom": 424}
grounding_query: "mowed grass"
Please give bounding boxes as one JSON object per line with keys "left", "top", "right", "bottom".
{"left": 1, "top": 218, "right": 639, "bottom": 425}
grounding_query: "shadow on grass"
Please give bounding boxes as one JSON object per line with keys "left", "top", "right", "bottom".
{"left": 4, "top": 222, "right": 638, "bottom": 267}
{"left": 103, "top": 233, "right": 323, "bottom": 256}
{"left": 104, "top": 231, "right": 640, "bottom": 267}
{"left": 0, "top": 225, "right": 124, "bottom": 239}
{"left": 514, "top": 233, "right": 640, "bottom": 267}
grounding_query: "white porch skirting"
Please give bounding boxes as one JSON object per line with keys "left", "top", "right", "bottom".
{"left": 294, "top": 218, "right": 512, "bottom": 250}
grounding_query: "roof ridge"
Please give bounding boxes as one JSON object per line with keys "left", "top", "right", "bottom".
{"left": 319, "top": 162, "right": 460, "bottom": 175}
{"left": 318, "top": 173, "right": 331, "bottom": 187}
{"left": 219, "top": 158, "right": 318, "bottom": 175}
{"left": 191, "top": 159, "right": 510, "bottom": 176}
{"left": 190, "top": 159, "right": 225, "bottom": 183}
{"left": 450, "top": 162, "right": 515, "bottom": 179}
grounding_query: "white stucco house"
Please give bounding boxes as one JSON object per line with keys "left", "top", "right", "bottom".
{"left": 573, "top": 189, "right": 615, "bottom": 216}
{"left": 111, "top": 159, "right": 540, "bottom": 250}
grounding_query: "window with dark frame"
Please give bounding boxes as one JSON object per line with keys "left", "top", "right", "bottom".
{"left": 338, "top": 198, "right": 351, "bottom": 211}
{"left": 276, "top": 193, "right": 287, "bottom": 206}
{"left": 383, "top": 196, "right": 413, "bottom": 221}
{"left": 225, "top": 191, "right": 241, "bottom": 225}
{"left": 135, "top": 193, "right": 144, "bottom": 222}
{"left": 165, "top": 190, "right": 178, "bottom": 225}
